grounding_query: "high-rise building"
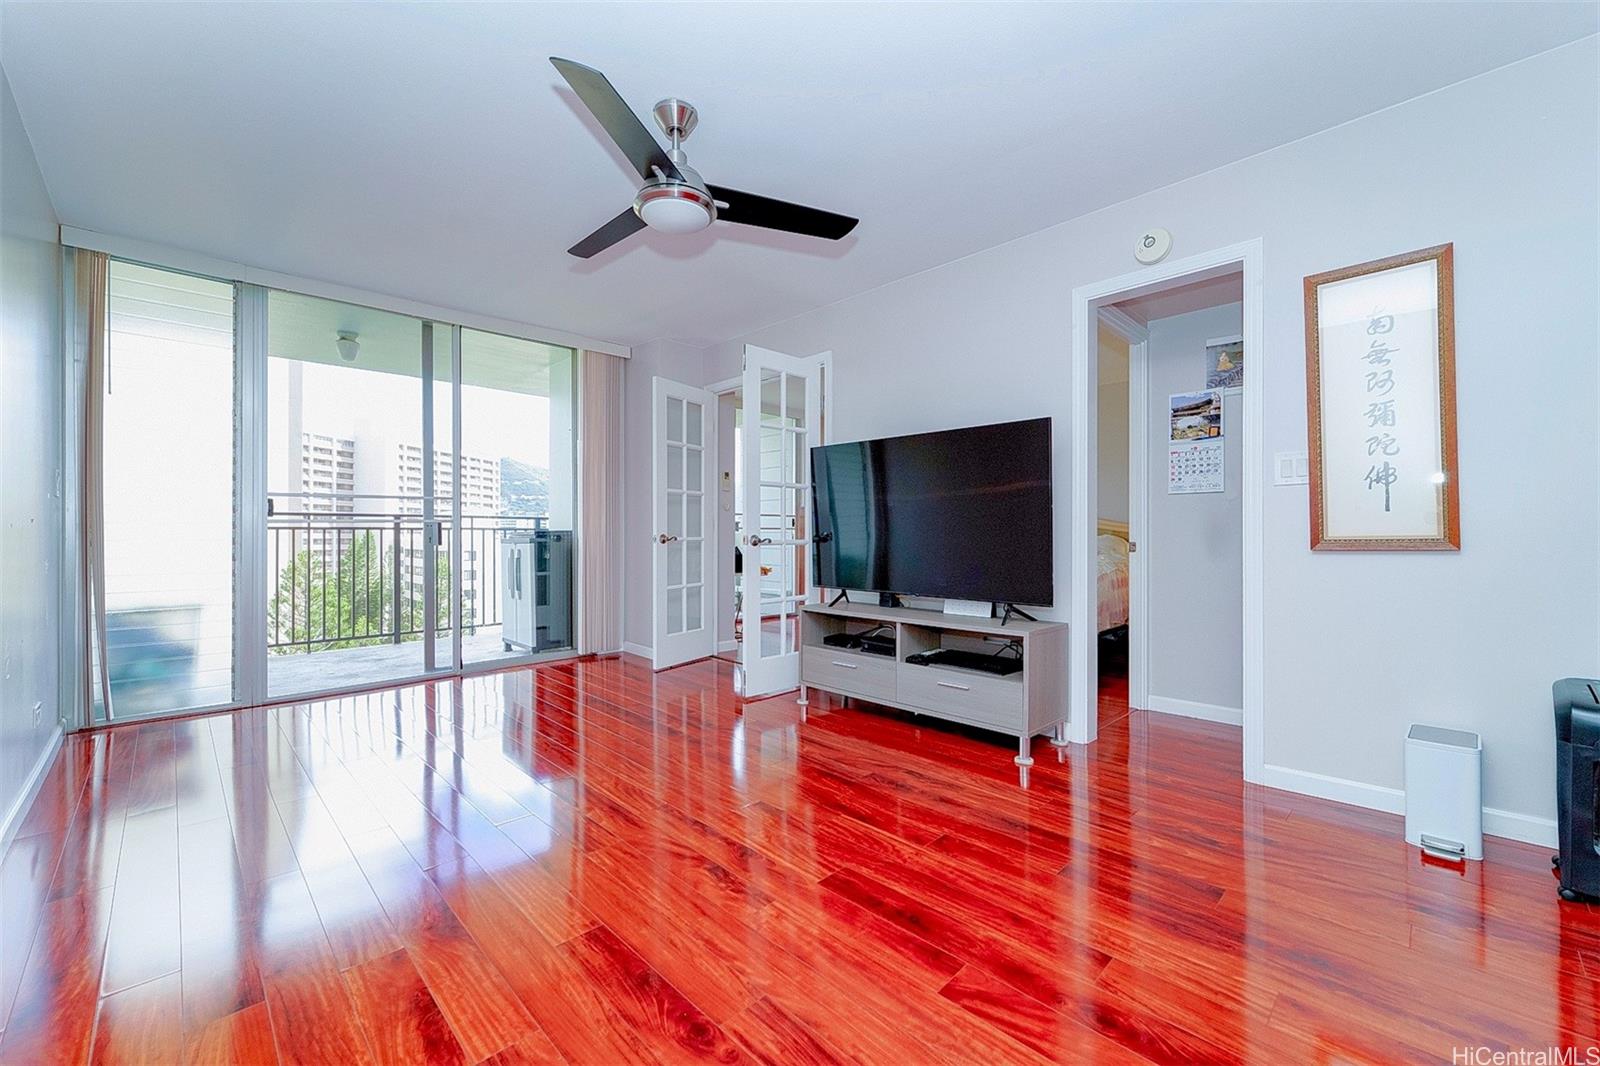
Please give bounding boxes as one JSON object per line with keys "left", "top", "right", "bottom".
{"left": 295, "top": 432, "right": 357, "bottom": 556}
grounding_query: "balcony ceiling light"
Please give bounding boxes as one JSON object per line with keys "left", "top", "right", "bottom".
{"left": 336, "top": 331, "right": 360, "bottom": 362}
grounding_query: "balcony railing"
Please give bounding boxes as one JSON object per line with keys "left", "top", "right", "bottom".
{"left": 267, "top": 501, "right": 553, "bottom": 654}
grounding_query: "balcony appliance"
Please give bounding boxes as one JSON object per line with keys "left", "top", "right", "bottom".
{"left": 500, "top": 529, "right": 573, "bottom": 653}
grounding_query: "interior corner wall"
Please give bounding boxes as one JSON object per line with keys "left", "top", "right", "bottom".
{"left": 1145, "top": 303, "right": 1243, "bottom": 712}
{"left": 698, "top": 39, "right": 1600, "bottom": 838}
{"left": 1, "top": 65, "right": 65, "bottom": 836}
{"left": 621, "top": 338, "right": 707, "bottom": 656}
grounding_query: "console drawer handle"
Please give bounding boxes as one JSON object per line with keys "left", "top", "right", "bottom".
{"left": 830, "top": 661, "right": 858, "bottom": 669}
{"left": 936, "top": 680, "right": 970, "bottom": 691}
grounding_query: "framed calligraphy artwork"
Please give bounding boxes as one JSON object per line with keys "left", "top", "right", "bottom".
{"left": 1304, "top": 243, "right": 1459, "bottom": 550}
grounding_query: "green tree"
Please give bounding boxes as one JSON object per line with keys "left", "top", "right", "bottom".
{"left": 268, "top": 531, "right": 460, "bottom": 653}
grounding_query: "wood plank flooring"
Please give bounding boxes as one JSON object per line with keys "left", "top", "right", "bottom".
{"left": 1, "top": 655, "right": 1595, "bottom": 1064}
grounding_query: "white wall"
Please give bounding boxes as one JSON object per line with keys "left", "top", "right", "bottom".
{"left": 622, "top": 338, "right": 706, "bottom": 655}
{"left": 1145, "top": 303, "right": 1243, "bottom": 712}
{"left": 698, "top": 40, "right": 1600, "bottom": 837}
{"left": 1, "top": 66, "right": 64, "bottom": 837}
{"left": 1096, "top": 324, "right": 1129, "bottom": 524}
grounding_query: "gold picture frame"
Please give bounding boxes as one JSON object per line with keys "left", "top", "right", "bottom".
{"left": 1304, "top": 243, "right": 1459, "bottom": 551}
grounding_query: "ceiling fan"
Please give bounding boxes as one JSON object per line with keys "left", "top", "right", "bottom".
{"left": 550, "top": 57, "right": 860, "bottom": 258}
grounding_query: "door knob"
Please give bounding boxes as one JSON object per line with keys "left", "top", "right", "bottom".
{"left": 657, "top": 533, "right": 680, "bottom": 544}
{"left": 748, "top": 535, "right": 770, "bottom": 547}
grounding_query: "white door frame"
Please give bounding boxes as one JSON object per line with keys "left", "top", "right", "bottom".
{"left": 1068, "top": 238, "right": 1265, "bottom": 784}
{"left": 651, "top": 376, "right": 719, "bottom": 670}
{"left": 1096, "top": 306, "right": 1151, "bottom": 711}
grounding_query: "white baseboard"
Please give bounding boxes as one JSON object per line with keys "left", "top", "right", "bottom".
{"left": 621, "top": 641, "right": 653, "bottom": 661}
{"left": 1146, "top": 695, "right": 1243, "bottom": 726}
{"left": 1482, "top": 806, "right": 1557, "bottom": 849}
{"left": 718, "top": 639, "right": 738, "bottom": 654}
{"left": 1261, "top": 763, "right": 1405, "bottom": 815}
{"left": 1260, "top": 763, "right": 1557, "bottom": 849}
{"left": 0, "top": 724, "right": 64, "bottom": 853}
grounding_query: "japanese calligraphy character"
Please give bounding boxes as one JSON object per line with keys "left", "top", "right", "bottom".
{"left": 1365, "top": 368, "right": 1395, "bottom": 395}
{"left": 1366, "top": 314, "right": 1395, "bottom": 335}
{"left": 1363, "top": 340, "right": 1399, "bottom": 366}
{"left": 1364, "top": 400, "right": 1396, "bottom": 427}
{"left": 1365, "top": 461, "right": 1398, "bottom": 512}
{"left": 1366, "top": 433, "right": 1400, "bottom": 457}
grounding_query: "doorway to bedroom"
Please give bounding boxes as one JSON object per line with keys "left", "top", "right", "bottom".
{"left": 1093, "top": 268, "right": 1247, "bottom": 735}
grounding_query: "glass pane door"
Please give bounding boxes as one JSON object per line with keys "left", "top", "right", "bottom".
{"left": 264, "top": 293, "right": 453, "bottom": 698}
{"left": 97, "top": 262, "right": 237, "bottom": 721}
{"left": 457, "top": 330, "right": 576, "bottom": 667}
{"left": 739, "top": 347, "right": 821, "bottom": 697}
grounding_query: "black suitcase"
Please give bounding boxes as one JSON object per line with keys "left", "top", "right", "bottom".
{"left": 1554, "top": 678, "right": 1600, "bottom": 902}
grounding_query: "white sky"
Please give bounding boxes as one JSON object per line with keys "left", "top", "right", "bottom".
{"left": 285, "top": 360, "right": 553, "bottom": 468}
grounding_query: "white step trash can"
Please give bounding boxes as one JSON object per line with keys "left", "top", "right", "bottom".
{"left": 1404, "top": 724, "right": 1483, "bottom": 861}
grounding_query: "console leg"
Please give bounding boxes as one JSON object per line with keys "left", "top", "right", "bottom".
{"left": 1048, "top": 722, "right": 1070, "bottom": 762}
{"left": 1014, "top": 735, "right": 1035, "bottom": 788}
{"left": 797, "top": 685, "right": 808, "bottom": 722}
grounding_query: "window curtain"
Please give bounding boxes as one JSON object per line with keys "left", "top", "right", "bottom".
{"left": 577, "top": 349, "right": 624, "bottom": 655}
{"left": 72, "top": 250, "right": 114, "bottom": 720}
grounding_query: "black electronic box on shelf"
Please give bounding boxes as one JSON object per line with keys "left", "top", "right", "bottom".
{"left": 822, "top": 628, "right": 896, "bottom": 657}
{"left": 904, "top": 647, "right": 1023, "bottom": 677}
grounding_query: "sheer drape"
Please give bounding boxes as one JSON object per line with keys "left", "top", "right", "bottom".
{"left": 577, "top": 350, "right": 625, "bottom": 655}
{"left": 72, "top": 250, "right": 114, "bottom": 719}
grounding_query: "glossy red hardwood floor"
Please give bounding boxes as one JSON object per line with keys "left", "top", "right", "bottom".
{"left": 1, "top": 656, "right": 1595, "bottom": 1065}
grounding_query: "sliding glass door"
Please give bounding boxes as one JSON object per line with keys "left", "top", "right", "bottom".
{"left": 458, "top": 329, "right": 577, "bottom": 668}
{"left": 87, "top": 256, "right": 582, "bottom": 719}
{"left": 95, "top": 262, "right": 237, "bottom": 721}
{"left": 264, "top": 292, "right": 455, "bottom": 699}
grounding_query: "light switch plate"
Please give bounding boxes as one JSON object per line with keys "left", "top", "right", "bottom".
{"left": 1274, "top": 451, "right": 1310, "bottom": 485}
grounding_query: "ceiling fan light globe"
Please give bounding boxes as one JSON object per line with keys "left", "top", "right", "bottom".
{"left": 634, "top": 184, "right": 714, "bottom": 234}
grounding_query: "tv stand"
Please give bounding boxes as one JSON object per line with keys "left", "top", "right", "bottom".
{"left": 997, "top": 603, "right": 1038, "bottom": 626}
{"left": 878, "top": 592, "right": 905, "bottom": 609}
{"left": 799, "top": 601, "right": 1068, "bottom": 786}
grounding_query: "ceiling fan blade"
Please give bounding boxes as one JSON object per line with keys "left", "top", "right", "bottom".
{"left": 706, "top": 184, "right": 858, "bottom": 240}
{"left": 550, "top": 57, "right": 681, "bottom": 183}
{"left": 568, "top": 207, "right": 646, "bottom": 258}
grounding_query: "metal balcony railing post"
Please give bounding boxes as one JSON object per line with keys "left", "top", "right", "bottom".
{"left": 391, "top": 517, "right": 403, "bottom": 645}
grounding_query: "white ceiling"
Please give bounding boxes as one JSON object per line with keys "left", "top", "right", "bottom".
{"left": 3, "top": 2, "right": 1594, "bottom": 348}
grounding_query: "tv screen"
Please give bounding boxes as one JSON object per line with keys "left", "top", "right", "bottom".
{"left": 811, "top": 417, "right": 1053, "bottom": 605}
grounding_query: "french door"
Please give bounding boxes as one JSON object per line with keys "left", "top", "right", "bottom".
{"left": 651, "top": 377, "right": 717, "bottom": 669}
{"left": 739, "top": 345, "right": 825, "bottom": 698}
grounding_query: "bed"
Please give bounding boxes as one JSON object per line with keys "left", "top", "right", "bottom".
{"left": 1097, "top": 520, "right": 1130, "bottom": 634}
{"left": 1097, "top": 520, "right": 1130, "bottom": 672}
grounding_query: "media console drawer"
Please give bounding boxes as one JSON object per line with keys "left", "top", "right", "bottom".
{"left": 896, "top": 664, "right": 1022, "bottom": 732}
{"left": 801, "top": 646, "right": 896, "bottom": 702}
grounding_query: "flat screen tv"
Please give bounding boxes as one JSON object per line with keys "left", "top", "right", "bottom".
{"left": 810, "top": 417, "right": 1053, "bottom": 606}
